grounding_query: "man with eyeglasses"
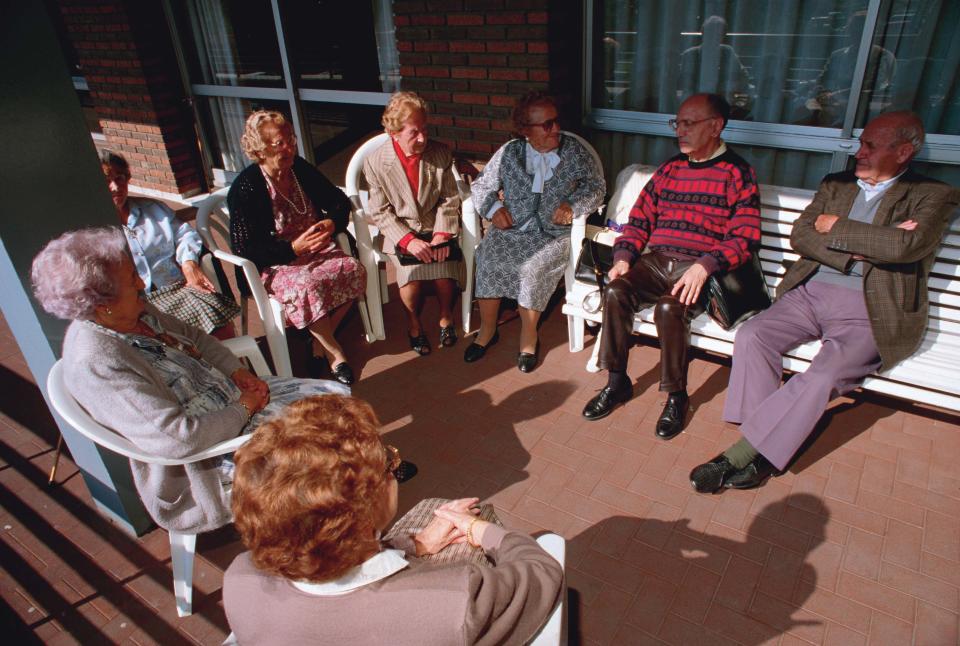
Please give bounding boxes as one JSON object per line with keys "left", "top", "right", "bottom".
{"left": 582, "top": 93, "right": 761, "bottom": 442}
{"left": 690, "top": 111, "right": 959, "bottom": 492}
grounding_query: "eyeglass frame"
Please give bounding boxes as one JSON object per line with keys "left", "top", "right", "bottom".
{"left": 667, "top": 116, "right": 719, "bottom": 131}
{"left": 384, "top": 444, "right": 402, "bottom": 477}
{"left": 265, "top": 133, "right": 298, "bottom": 150}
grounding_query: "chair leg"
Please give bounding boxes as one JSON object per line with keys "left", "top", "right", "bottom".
{"left": 47, "top": 435, "right": 64, "bottom": 485}
{"left": 586, "top": 327, "right": 602, "bottom": 373}
{"left": 169, "top": 531, "right": 197, "bottom": 617}
{"left": 567, "top": 314, "right": 585, "bottom": 352}
{"left": 530, "top": 533, "right": 566, "bottom": 646}
{"left": 356, "top": 295, "right": 377, "bottom": 344}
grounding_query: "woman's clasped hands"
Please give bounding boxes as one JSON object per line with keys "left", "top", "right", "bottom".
{"left": 291, "top": 219, "right": 334, "bottom": 255}
{"left": 412, "top": 497, "right": 489, "bottom": 556}
{"left": 231, "top": 368, "right": 270, "bottom": 416}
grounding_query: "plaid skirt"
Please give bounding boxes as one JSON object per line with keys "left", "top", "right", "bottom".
{"left": 383, "top": 498, "right": 503, "bottom": 567}
{"left": 146, "top": 280, "right": 240, "bottom": 333}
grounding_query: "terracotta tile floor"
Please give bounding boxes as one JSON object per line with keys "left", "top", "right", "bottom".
{"left": 2, "top": 286, "right": 959, "bottom": 645}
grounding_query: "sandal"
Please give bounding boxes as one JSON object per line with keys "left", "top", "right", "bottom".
{"left": 439, "top": 324, "right": 458, "bottom": 347}
{"left": 409, "top": 332, "right": 431, "bottom": 356}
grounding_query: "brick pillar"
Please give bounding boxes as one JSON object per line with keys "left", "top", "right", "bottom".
{"left": 393, "top": 0, "right": 579, "bottom": 160}
{"left": 58, "top": 1, "right": 205, "bottom": 197}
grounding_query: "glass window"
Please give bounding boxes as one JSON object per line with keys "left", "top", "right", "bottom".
{"left": 173, "top": 0, "right": 285, "bottom": 88}
{"left": 196, "top": 96, "right": 289, "bottom": 173}
{"left": 593, "top": 0, "right": 872, "bottom": 126}
{"left": 859, "top": 0, "right": 960, "bottom": 135}
{"left": 281, "top": 0, "right": 399, "bottom": 92}
{"left": 592, "top": 131, "right": 832, "bottom": 191}
{"left": 301, "top": 103, "right": 385, "bottom": 182}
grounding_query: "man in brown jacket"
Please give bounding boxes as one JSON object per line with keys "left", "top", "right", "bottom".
{"left": 690, "top": 111, "right": 960, "bottom": 493}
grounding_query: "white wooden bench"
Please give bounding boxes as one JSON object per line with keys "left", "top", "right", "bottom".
{"left": 561, "top": 164, "right": 960, "bottom": 413}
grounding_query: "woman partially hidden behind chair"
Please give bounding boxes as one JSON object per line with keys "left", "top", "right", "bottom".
{"left": 31, "top": 227, "right": 353, "bottom": 534}
{"left": 227, "top": 110, "right": 366, "bottom": 385}
{"left": 102, "top": 150, "right": 239, "bottom": 339}
{"left": 223, "top": 395, "right": 562, "bottom": 646}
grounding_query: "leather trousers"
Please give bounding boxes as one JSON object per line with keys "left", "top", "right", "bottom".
{"left": 597, "top": 251, "right": 705, "bottom": 392}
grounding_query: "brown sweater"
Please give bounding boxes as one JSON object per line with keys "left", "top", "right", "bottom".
{"left": 223, "top": 526, "right": 563, "bottom": 645}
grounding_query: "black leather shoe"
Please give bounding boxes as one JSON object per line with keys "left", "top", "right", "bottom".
{"left": 517, "top": 351, "right": 538, "bottom": 373}
{"left": 409, "top": 332, "right": 431, "bottom": 356}
{"left": 655, "top": 391, "right": 689, "bottom": 440}
{"left": 689, "top": 454, "right": 739, "bottom": 493}
{"left": 331, "top": 362, "right": 355, "bottom": 385}
{"left": 392, "top": 460, "right": 419, "bottom": 483}
{"left": 582, "top": 384, "right": 632, "bottom": 421}
{"left": 463, "top": 331, "right": 499, "bottom": 363}
{"left": 439, "top": 325, "right": 457, "bottom": 347}
{"left": 725, "top": 455, "right": 779, "bottom": 490}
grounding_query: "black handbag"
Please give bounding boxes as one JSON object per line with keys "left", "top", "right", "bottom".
{"left": 395, "top": 232, "right": 463, "bottom": 266}
{"left": 705, "top": 252, "right": 771, "bottom": 330}
{"left": 575, "top": 238, "right": 614, "bottom": 289}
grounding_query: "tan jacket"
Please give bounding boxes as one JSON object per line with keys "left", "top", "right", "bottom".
{"left": 779, "top": 169, "right": 960, "bottom": 368}
{"left": 362, "top": 139, "right": 461, "bottom": 252}
{"left": 223, "top": 526, "right": 563, "bottom": 646}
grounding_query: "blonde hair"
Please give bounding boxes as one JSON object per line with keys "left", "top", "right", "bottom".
{"left": 241, "top": 110, "right": 290, "bottom": 162}
{"left": 381, "top": 91, "right": 429, "bottom": 134}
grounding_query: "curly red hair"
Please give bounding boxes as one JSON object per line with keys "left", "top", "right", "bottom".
{"left": 231, "top": 395, "right": 389, "bottom": 582}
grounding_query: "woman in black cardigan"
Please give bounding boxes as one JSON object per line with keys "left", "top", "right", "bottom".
{"left": 228, "top": 110, "right": 366, "bottom": 385}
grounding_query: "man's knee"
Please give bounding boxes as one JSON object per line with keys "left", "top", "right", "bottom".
{"left": 653, "top": 295, "right": 684, "bottom": 323}
{"left": 603, "top": 277, "right": 634, "bottom": 310}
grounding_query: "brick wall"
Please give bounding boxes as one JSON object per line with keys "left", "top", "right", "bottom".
{"left": 57, "top": 1, "right": 204, "bottom": 197}
{"left": 393, "top": 0, "right": 581, "bottom": 159}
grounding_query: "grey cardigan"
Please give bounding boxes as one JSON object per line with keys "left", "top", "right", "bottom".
{"left": 63, "top": 305, "right": 246, "bottom": 533}
{"left": 224, "top": 524, "right": 563, "bottom": 646}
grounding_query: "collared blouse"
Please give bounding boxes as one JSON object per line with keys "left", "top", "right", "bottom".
{"left": 123, "top": 197, "right": 203, "bottom": 290}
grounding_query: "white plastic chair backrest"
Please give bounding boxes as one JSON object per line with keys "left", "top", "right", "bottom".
{"left": 606, "top": 163, "right": 658, "bottom": 225}
{"left": 47, "top": 360, "right": 256, "bottom": 466}
{"left": 194, "top": 187, "right": 231, "bottom": 254}
{"left": 344, "top": 132, "right": 391, "bottom": 212}
{"left": 560, "top": 130, "right": 603, "bottom": 182}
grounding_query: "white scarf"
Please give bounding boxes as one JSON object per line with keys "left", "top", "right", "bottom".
{"left": 525, "top": 142, "right": 561, "bottom": 193}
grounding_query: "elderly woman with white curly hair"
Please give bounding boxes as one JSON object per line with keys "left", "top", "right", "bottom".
{"left": 31, "top": 227, "right": 359, "bottom": 534}
{"left": 227, "top": 110, "right": 366, "bottom": 384}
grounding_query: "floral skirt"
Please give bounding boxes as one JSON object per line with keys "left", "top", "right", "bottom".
{"left": 261, "top": 247, "right": 366, "bottom": 329}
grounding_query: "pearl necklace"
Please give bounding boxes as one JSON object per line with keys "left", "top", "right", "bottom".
{"left": 267, "top": 170, "right": 308, "bottom": 216}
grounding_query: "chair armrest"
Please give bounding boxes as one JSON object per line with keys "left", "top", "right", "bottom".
{"left": 179, "top": 433, "right": 253, "bottom": 464}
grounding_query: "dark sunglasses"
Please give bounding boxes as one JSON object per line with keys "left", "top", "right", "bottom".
{"left": 526, "top": 117, "right": 559, "bottom": 131}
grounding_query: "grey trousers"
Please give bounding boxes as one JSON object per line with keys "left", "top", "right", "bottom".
{"left": 722, "top": 281, "right": 882, "bottom": 470}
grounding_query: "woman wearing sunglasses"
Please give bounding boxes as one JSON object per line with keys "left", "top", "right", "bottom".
{"left": 224, "top": 395, "right": 562, "bottom": 645}
{"left": 466, "top": 92, "right": 605, "bottom": 372}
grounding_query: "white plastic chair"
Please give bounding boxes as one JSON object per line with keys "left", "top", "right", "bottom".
{"left": 343, "top": 133, "right": 480, "bottom": 337}
{"left": 45, "top": 335, "right": 270, "bottom": 617}
{"left": 195, "top": 189, "right": 379, "bottom": 376}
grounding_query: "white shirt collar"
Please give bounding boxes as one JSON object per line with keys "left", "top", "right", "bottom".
{"left": 857, "top": 170, "right": 905, "bottom": 202}
{"left": 689, "top": 140, "right": 726, "bottom": 163}
{"left": 524, "top": 141, "right": 561, "bottom": 194}
{"left": 290, "top": 549, "right": 408, "bottom": 596}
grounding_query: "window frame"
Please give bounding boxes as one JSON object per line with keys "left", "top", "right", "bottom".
{"left": 582, "top": 0, "right": 960, "bottom": 180}
{"left": 163, "top": 0, "right": 393, "bottom": 181}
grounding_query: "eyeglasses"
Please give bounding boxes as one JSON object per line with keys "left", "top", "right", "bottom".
{"left": 667, "top": 117, "right": 717, "bottom": 131}
{"left": 384, "top": 444, "right": 402, "bottom": 476}
{"left": 266, "top": 134, "right": 297, "bottom": 150}
{"left": 525, "top": 117, "right": 559, "bottom": 131}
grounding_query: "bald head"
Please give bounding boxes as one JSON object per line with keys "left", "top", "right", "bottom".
{"left": 674, "top": 94, "right": 729, "bottom": 160}
{"left": 855, "top": 111, "right": 925, "bottom": 184}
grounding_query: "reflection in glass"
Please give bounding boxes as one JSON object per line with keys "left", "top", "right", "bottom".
{"left": 860, "top": 0, "right": 960, "bottom": 135}
{"left": 176, "top": 0, "right": 284, "bottom": 88}
{"left": 197, "top": 96, "right": 288, "bottom": 172}
{"left": 280, "top": 0, "right": 399, "bottom": 92}
{"left": 593, "top": 0, "right": 872, "bottom": 126}
{"left": 301, "top": 103, "right": 385, "bottom": 183}
{"left": 592, "top": 131, "right": 831, "bottom": 191}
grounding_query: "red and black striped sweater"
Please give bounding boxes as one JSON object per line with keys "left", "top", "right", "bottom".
{"left": 612, "top": 148, "right": 761, "bottom": 274}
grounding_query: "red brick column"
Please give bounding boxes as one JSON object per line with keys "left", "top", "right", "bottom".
{"left": 394, "top": 0, "right": 575, "bottom": 159}
{"left": 58, "top": 1, "right": 204, "bottom": 197}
